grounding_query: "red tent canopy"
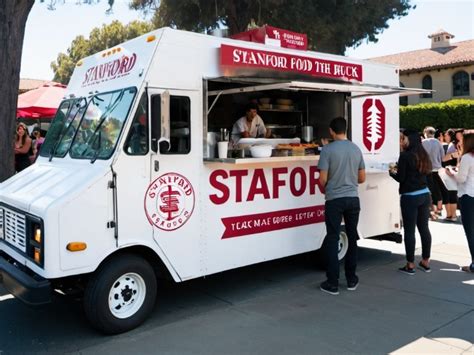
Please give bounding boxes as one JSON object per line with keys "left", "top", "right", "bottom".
{"left": 17, "top": 82, "right": 67, "bottom": 119}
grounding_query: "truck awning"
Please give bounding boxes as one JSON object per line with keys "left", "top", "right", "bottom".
{"left": 207, "top": 80, "right": 432, "bottom": 99}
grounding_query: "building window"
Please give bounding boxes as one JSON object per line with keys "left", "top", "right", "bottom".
{"left": 421, "top": 75, "right": 433, "bottom": 98}
{"left": 399, "top": 82, "right": 408, "bottom": 106}
{"left": 452, "top": 71, "right": 470, "bottom": 96}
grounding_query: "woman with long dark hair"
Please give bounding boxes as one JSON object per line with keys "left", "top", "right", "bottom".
{"left": 14, "top": 122, "right": 32, "bottom": 172}
{"left": 447, "top": 131, "right": 474, "bottom": 273}
{"left": 390, "top": 130, "right": 433, "bottom": 275}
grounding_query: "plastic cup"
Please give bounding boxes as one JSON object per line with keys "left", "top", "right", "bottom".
{"left": 218, "top": 141, "right": 229, "bottom": 159}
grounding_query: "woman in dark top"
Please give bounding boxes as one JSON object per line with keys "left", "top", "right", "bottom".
{"left": 390, "top": 130, "right": 433, "bottom": 275}
{"left": 14, "top": 122, "right": 32, "bottom": 172}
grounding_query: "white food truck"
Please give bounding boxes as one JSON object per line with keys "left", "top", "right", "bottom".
{"left": 0, "top": 28, "right": 427, "bottom": 333}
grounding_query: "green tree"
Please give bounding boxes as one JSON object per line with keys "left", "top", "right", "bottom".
{"left": 51, "top": 20, "right": 154, "bottom": 84}
{"left": 1, "top": 0, "right": 413, "bottom": 182}
{"left": 0, "top": 0, "right": 114, "bottom": 181}
{"left": 130, "top": 0, "right": 413, "bottom": 54}
{"left": 0, "top": 1, "right": 35, "bottom": 182}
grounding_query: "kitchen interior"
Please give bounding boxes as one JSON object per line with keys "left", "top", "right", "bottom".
{"left": 205, "top": 78, "right": 348, "bottom": 160}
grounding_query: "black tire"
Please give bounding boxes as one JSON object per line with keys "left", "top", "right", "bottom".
{"left": 314, "top": 231, "right": 348, "bottom": 270}
{"left": 83, "top": 254, "right": 157, "bottom": 334}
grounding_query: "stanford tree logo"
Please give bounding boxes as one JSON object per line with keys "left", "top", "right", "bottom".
{"left": 144, "top": 173, "right": 195, "bottom": 231}
{"left": 362, "top": 98, "right": 386, "bottom": 153}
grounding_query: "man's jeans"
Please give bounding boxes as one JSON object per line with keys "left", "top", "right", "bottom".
{"left": 324, "top": 197, "right": 361, "bottom": 286}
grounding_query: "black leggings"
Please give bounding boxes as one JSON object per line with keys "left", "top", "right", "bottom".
{"left": 401, "top": 193, "right": 432, "bottom": 263}
{"left": 459, "top": 195, "right": 474, "bottom": 261}
{"left": 427, "top": 172, "right": 448, "bottom": 205}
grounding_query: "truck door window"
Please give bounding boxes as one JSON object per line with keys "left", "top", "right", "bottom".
{"left": 151, "top": 95, "right": 191, "bottom": 155}
{"left": 124, "top": 94, "right": 148, "bottom": 155}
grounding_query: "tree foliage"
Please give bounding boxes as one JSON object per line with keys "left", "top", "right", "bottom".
{"left": 51, "top": 20, "right": 154, "bottom": 84}
{"left": 130, "top": 0, "right": 413, "bottom": 54}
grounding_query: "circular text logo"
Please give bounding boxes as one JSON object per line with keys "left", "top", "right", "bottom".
{"left": 144, "top": 172, "right": 195, "bottom": 231}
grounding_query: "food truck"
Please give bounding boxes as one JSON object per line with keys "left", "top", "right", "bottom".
{"left": 0, "top": 27, "right": 427, "bottom": 333}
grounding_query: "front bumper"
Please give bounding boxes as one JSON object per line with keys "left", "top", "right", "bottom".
{"left": 0, "top": 254, "right": 51, "bottom": 305}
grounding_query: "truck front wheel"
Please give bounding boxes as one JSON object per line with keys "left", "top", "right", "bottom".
{"left": 84, "top": 254, "right": 157, "bottom": 334}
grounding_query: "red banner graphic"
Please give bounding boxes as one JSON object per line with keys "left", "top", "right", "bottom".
{"left": 221, "top": 205, "right": 325, "bottom": 239}
{"left": 221, "top": 44, "right": 363, "bottom": 82}
{"left": 231, "top": 25, "right": 308, "bottom": 50}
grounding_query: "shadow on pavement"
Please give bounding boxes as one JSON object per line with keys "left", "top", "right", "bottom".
{"left": 0, "top": 246, "right": 472, "bottom": 354}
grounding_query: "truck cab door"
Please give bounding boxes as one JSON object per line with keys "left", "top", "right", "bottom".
{"left": 112, "top": 92, "right": 153, "bottom": 248}
{"left": 145, "top": 88, "right": 202, "bottom": 280}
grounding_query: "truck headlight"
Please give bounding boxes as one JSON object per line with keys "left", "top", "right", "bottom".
{"left": 28, "top": 221, "right": 44, "bottom": 266}
{"left": 34, "top": 226, "right": 42, "bottom": 243}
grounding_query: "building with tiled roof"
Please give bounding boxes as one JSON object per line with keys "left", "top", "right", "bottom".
{"left": 370, "top": 29, "right": 474, "bottom": 105}
{"left": 19, "top": 78, "right": 49, "bottom": 94}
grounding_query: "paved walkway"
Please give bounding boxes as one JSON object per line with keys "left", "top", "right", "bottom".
{"left": 0, "top": 219, "right": 472, "bottom": 354}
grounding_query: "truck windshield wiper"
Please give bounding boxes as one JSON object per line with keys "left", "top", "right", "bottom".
{"left": 90, "top": 132, "right": 102, "bottom": 164}
{"left": 48, "top": 108, "right": 80, "bottom": 162}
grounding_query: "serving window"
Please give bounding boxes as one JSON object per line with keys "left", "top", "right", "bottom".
{"left": 205, "top": 78, "right": 349, "bottom": 158}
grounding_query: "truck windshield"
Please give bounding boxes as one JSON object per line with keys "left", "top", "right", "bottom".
{"left": 70, "top": 87, "right": 137, "bottom": 160}
{"left": 40, "top": 87, "right": 137, "bottom": 161}
{"left": 40, "top": 98, "right": 87, "bottom": 159}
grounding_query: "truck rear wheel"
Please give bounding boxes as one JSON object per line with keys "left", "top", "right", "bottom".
{"left": 314, "top": 231, "right": 349, "bottom": 269}
{"left": 83, "top": 254, "right": 157, "bottom": 334}
{"left": 337, "top": 231, "right": 349, "bottom": 261}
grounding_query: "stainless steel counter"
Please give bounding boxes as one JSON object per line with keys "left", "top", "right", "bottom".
{"left": 203, "top": 156, "right": 319, "bottom": 164}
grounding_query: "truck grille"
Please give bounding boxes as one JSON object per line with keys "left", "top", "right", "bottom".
{"left": 2, "top": 207, "right": 27, "bottom": 253}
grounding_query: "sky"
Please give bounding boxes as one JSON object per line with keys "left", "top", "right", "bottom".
{"left": 21, "top": 0, "right": 474, "bottom": 81}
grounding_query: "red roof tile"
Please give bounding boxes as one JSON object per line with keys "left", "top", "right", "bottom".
{"left": 369, "top": 39, "right": 474, "bottom": 73}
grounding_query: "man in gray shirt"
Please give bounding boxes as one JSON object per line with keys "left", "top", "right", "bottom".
{"left": 318, "top": 117, "right": 366, "bottom": 295}
{"left": 422, "top": 126, "right": 448, "bottom": 215}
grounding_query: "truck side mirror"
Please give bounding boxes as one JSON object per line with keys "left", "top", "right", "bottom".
{"left": 151, "top": 137, "right": 158, "bottom": 152}
{"left": 150, "top": 90, "right": 170, "bottom": 153}
{"left": 159, "top": 140, "right": 170, "bottom": 152}
{"left": 158, "top": 90, "right": 171, "bottom": 152}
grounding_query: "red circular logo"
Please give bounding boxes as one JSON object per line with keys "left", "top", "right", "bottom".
{"left": 144, "top": 172, "right": 195, "bottom": 231}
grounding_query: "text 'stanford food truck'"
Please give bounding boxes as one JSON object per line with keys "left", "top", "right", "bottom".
{"left": 0, "top": 28, "right": 428, "bottom": 333}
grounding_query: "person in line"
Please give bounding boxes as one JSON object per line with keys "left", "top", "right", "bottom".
{"left": 318, "top": 117, "right": 366, "bottom": 295}
{"left": 435, "top": 129, "right": 446, "bottom": 152}
{"left": 442, "top": 128, "right": 460, "bottom": 221}
{"left": 14, "top": 122, "right": 32, "bottom": 172}
{"left": 443, "top": 129, "right": 458, "bottom": 162}
{"left": 30, "top": 127, "right": 45, "bottom": 163}
{"left": 446, "top": 131, "right": 474, "bottom": 273}
{"left": 455, "top": 129, "right": 464, "bottom": 152}
{"left": 399, "top": 129, "right": 407, "bottom": 151}
{"left": 231, "top": 102, "right": 272, "bottom": 143}
{"left": 422, "top": 126, "right": 447, "bottom": 219}
{"left": 390, "top": 129, "right": 433, "bottom": 275}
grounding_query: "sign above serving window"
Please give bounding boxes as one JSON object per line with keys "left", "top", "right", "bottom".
{"left": 230, "top": 25, "right": 308, "bottom": 50}
{"left": 220, "top": 44, "right": 363, "bottom": 82}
